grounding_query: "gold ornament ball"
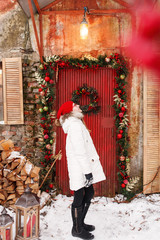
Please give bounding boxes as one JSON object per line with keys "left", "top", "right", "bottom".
{"left": 39, "top": 64, "right": 44, "bottom": 70}
{"left": 120, "top": 74, "right": 125, "bottom": 80}
{"left": 43, "top": 106, "right": 48, "bottom": 111}
{"left": 126, "top": 157, "right": 130, "bottom": 163}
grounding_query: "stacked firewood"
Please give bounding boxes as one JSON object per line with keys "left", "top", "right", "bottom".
{"left": 0, "top": 139, "right": 40, "bottom": 207}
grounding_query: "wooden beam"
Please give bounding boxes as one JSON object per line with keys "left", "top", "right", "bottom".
{"left": 39, "top": 13, "right": 44, "bottom": 58}
{"left": 28, "top": 0, "right": 43, "bottom": 62}
{"left": 42, "top": 9, "right": 132, "bottom": 15}
{"left": 33, "top": 0, "right": 41, "bottom": 14}
{"left": 113, "top": 0, "right": 131, "bottom": 8}
{"left": 41, "top": 0, "right": 63, "bottom": 11}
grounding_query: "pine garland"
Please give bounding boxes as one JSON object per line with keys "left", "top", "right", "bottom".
{"left": 37, "top": 53, "right": 136, "bottom": 198}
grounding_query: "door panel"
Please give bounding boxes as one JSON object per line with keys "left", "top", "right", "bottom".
{"left": 56, "top": 68, "right": 116, "bottom": 196}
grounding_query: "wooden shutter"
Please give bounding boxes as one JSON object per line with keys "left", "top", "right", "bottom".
{"left": 143, "top": 70, "right": 160, "bottom": 194}
{"left": 2, "top": 57, "right": 24, "bottom": 124}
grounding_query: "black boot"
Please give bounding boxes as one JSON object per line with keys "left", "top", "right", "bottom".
{"left": 71, "top": 205, "right": 94, "bottom": 239}
{"left": 82, "top": 203, "right": 95, "bottom": 232}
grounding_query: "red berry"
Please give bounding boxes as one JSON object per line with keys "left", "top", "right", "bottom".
{"left": 49, "top": 184, "right": 53, "bottom": 188}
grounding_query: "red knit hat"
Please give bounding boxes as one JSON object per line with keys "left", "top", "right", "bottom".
{"left": 57, "top": 101, "right": 74, "bottom": 119}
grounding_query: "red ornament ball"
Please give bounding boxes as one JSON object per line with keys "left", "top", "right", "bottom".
{"left": 118, "top": 90, "right": 122, "bottom": 94}
{"left": 45, "top": 76, "right": 50, "bottom": 82}
{"left": 39, "top": 88, "right": 43, "bottom": 92}
{"left": 121, "top": 183, "right": 126, "bottom": 188}
{"left": 46, "top": 189, "right": 49, "bottom": 193}
{"left": 49, "top": 80, "right": 54, "bottom": 84}
{"left": 44, "top": 134, "right": 49, "bottom": 139}
{"left": 119, "top": 130, "right": 123, "bottom": 134}
{"left": 121, "top": 107, "right": 126, "bottom": 112}
{"left": 119, "top": 112, "right": 124, "bottom": 118}
{"left": 117, "top": 134, "right": 122, "bottom": 139}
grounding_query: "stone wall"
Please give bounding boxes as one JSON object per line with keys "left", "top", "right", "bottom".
{"left": 0, "top": 2, "right": 41, "bottom": 166}
{"left": 0, "top": 58, "right": 41, "bottom": 166}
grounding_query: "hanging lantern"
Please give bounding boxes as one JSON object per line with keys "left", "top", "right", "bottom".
{"left": 15, "top": 186, "right": 40, "bottom": 240}
{"left": 80, "top": 7, "right": 89, "bottom": 40}
{"left": 0, "top": 207, "right": 14, "bottom": 240}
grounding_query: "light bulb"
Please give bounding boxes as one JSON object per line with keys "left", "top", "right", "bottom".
{"left": 80, "top": 19, "right": 88, "bottom": 40}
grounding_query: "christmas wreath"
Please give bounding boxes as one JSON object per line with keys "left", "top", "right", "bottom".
{"left": 71, "top": 84, "right": 101, "bottom": 114}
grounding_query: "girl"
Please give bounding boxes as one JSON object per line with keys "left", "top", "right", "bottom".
{"left": 57, "top": 101, "right": 106, "bottom": 240}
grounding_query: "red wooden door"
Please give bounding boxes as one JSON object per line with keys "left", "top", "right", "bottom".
{"left": 56, "top": 68, "right": 116, "bottom": 196}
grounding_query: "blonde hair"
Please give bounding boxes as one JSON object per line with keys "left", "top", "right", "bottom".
{"left": 60, "top": 112, "right": 73, "bottom": 124}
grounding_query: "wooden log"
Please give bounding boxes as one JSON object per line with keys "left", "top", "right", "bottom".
{"left": 6, "top": 184, "right": 15, "bottom": 191}
{"left": 3, "top": 178, "right": 9, "bottom": 188}
{"left": 30, "top": 166, "right": 40, "bottom": 178}
{"left": 25, "top": 177, "right": 31, "bottom": 185}
{"left": 0, "top": 139, "right": 14, "bottom": 151}
{"left": 16, "top": 175, "right": 22, "bottom": 181}
{"left": 29, "top": 183, "right": 39, "bottom": 190}
{"left": 7, "top": 157, "right": 15, "bottom": 164}
{"left": 4, "top": 169, "right": 10, "bottom": 177}
{"left": 7, "top": 170, "right": 16, "bottom": 181}
{"left": 0, "top": 193, "right": 5, "bottom": 200}
{"left": 1, "top": 150, "right": 12, "bottom": 161}
{"left": 21, "top": 161, "right": 33, "bottom": 176}
{"left": 16, "top": 180, "right": 24, "bottom": 186}
{"left": 2, "top": 190, "right": 8, "bottom": 200}
{"left": 8, "top": 175, "right": 16, "bottom": 181}
{"left": 6, "top": 190, "right": 15, "bottom": 194}
{"left": 16, "top": 185, "right": 24, "bottom": 190}
{"left": 7, "top": 199, "right": 16, "bottom": 205}
{"left": 7, "top": 193, "right": 16, "bottom": 201}
{"left": 16, "top": 189, "right": 24, "bottom": 195}
{"left": 15, "top": 158, "right": 26, "bottom": 174}
{"left": 33, "top": 176, "right": 39, "bottom": 182}
{"left": 6, "top": 163, "right": 12, "bottom": 169}
{"left": 11, "top": 158, "right": 21, "bottom": 170}
{"left": 20, "top": 175, "right": 27, "bottom": 181}
{"left": 39, "top": 191, "right": 51, "bottom": 209}
{"left": 32, "top": 189, "right": 39, "bottom": 194}
{"left": 16, "top": 186, "right": 24, "bottom": 195}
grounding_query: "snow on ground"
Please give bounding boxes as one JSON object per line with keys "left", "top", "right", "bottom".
{"left": 2, "top": 194, "right": 160, "bottom": 240}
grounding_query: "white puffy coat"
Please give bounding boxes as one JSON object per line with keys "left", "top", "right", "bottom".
{"left": 61, "top": 116, "right": 106, "bottom": 191}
